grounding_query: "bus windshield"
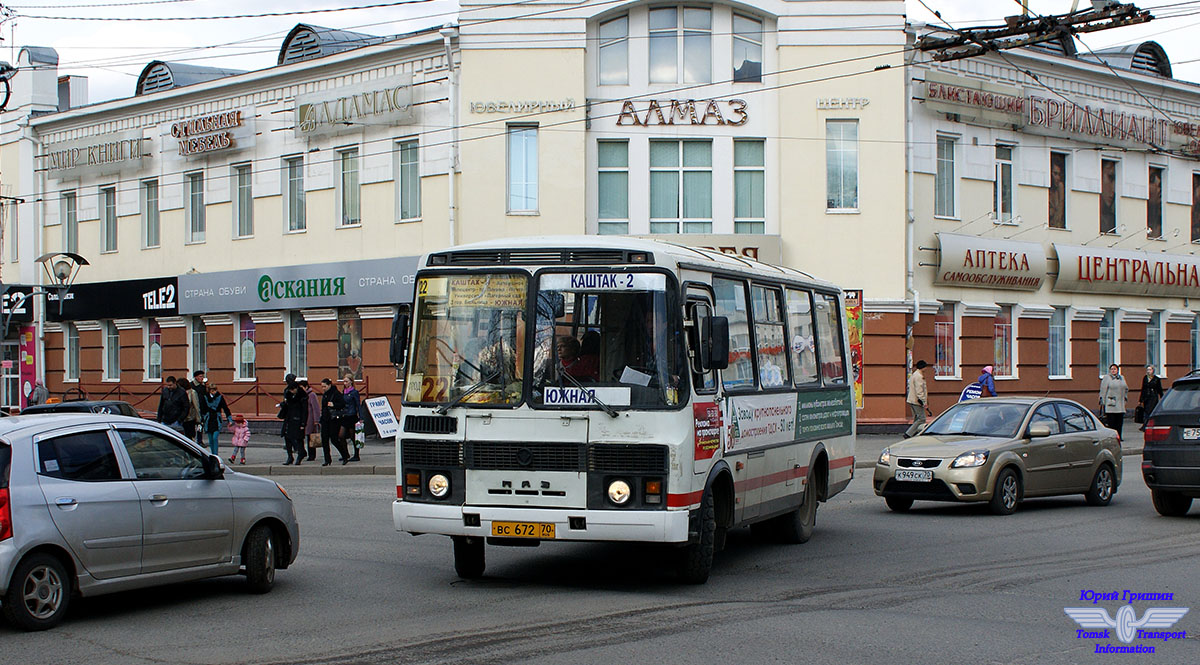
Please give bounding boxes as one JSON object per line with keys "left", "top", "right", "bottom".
{"left": 404, "top": 273, "right": 528, "bottom": 406}
{"left": 530, "top": 272, "right": 686, "bottom": 409}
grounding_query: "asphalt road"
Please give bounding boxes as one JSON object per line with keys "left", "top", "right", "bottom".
{"left": 4, "top": 457, "right": 1198, "bottom": 665}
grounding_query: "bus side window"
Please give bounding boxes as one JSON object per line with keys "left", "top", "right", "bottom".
{"left": 785, "top": 288, "right": 819, "bottom": 385}
{"left": 751, "top": 285, "right": 789, "bottom": 389}
{"left": 813, "top": 292, "right": 847, "bottom": 384}
{"left": 688, "top": 302, "right": 718, "bottom": 393}
{"left": 713, "top": 277, "right": 753, "bottom": 391}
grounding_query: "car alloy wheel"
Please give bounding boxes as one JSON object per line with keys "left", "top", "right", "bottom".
{"left": 989, "top": 468, "right": 1020, "bottom": 515}
{"left": 23, "top": 564, "right": 64, "bottom": 621}
{"left": 1000, "top": 475, "right": 1018, "bottom": 510}
{"left": 1086, "top": 465, "right": 1114, "bottom": 506}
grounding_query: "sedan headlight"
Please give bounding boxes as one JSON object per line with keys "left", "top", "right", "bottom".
{"left": 428, "top": 473, "right": 450, "bottom": 498}
{"left": 878, "top": 448, "right": 891, "bottom": 466}
{"left": 950, "top": 450, "right": 990, "bottom": 468}
{"left": 607, "top": 479, "right": 631, "bottom": 505}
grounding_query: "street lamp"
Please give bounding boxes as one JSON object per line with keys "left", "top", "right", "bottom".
{"left": 0, "top": 252, "right": 88, "bottom": 337}
{"left": 0, "top": 62, "right": 16, "bottom": 113}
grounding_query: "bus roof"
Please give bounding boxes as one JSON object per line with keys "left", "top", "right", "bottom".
{"left": 421, "top": 236, "right": 842, "bottom": 292}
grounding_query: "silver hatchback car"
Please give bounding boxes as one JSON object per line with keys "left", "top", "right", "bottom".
{"left": 0, "top": 414, "right": 299, "bottom": 630}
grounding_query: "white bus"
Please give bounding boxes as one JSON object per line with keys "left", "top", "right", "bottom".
{"left": 392, "top": 237, "right": 855, "bottom": 582}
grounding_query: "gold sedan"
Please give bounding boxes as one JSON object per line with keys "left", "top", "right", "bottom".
{"left": 874, "top": 398, "right": 1121, "bottom": 515}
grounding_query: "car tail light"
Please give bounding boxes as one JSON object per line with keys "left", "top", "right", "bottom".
{"left": 0, "top": 488, "right": 11, "bottom": 541}
{"left": 1143, "top": 421, "right": 1171, "bottom": 443}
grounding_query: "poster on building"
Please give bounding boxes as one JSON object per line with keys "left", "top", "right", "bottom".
{"left": 844, "top": 289, "right": 864, "bottom": 410}
{"left": 19, "top": 326, "right": 37, "bottom": 410}
{"left": 338, "top": 308, "right": 363, "bottom": 381}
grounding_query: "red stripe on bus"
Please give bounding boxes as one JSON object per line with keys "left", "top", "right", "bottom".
{"left": 667, "top": 455, "right": 855, "bottom": 508}
{"left": 667, "top": 490, "right": 703, "bottom": 507}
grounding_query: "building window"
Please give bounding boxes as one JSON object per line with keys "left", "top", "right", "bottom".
{"left": 649, "top": 7, "right": 711, "bottom": 84}
{"left": 147, "top": 320, "right": 162, "bottom": 381}
{"left": 65, "top": 323, "right": 80, "bottom": 381}
{"left": 1099, "top": 309, "right": 1116, "bottom": 375}
{"left": 237, "top": 314, "right": 256, "bottom": 380}
{"left": 100, "top": 186, "right": 117, "bottom": 253}
{"left": 507, "top": 125, "right": 538, "bottom": 213}
{"left": 1100, "top": 159, "right": 1118, "bottom": 234}
{"left": 732, "top": 14, "right": 762, "bottom": 82}
{"left": 597, "top": 140, "right": 629, "bottom": 235}
{"left": 1049, "top": 152, "right": 1067, "bottom": 229}
{"left": 993, "top": 145, "right": 1014, "bottom": 223}
{"left": 104, "top": 321, "right": 120, "bottom": 381}
{"left": 1192, "top": 316, "right": 1200, "bottom": 370}
{"left": 650, "top": 139, "right": 711, "bottom": 233}
{"left": 339, "top": 148, "right": 360, "bottom": 226}
{"left": 191, "top": 316, "right": 207, "bottom": 373}
{"left": 234, "top": 163, "right": 253, "bottom": 237}
{"left": 62, "top": 191, "right": 78, "bottom": 254}
{"left": 1148, "top": 166, "right": 1163, "bottom": 239}
{"left": 284, "top": 156, "right": 306, "bottom": 232}
{"left": 288, "top": 312, "right": 307, "bottom": 378}
{"left": 186, "top": 171, "right": 205, "bottom": 242}
{"left": 934, "top": 302, "right": 956, "bottom": 378}
{"left": 1147, "top": 311, "right": 1163, "bottom": 374}
{"left": 993, "top": 305, "right": 1014, "bottom": 377}
{"left": 1192, "top": 174, "right": 1200, "bottom": 243}
{"left": 1049, "top": 307, "right": 1068, "bottom": 377}
{"left": 934, "top": 136, "right": 956, "bottom": 218}
{"left": 142, "top": 179, "right": 160, "bottom": 248}
{"left": 734, "top": 139, "right": 765, "bottom": 234}
{"left": 598, "top": 15, "right": 629, "bottom": 85}
{"left": 396, "top": 139, "right": 420, "bottom": 222}
{"left": 826, "top": 120, "right": 858, "bottom": 211}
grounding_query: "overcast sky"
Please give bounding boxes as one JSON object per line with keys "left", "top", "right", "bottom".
{"left": 1, "top": 0, "right": 1197, "bottom": 104}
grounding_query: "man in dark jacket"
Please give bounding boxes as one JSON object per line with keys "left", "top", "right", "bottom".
{"left": 156, "top": 376, "right": 189, "bottom": 432}
{"left": 320, "top": 378, "right": 350, "bottom": 466}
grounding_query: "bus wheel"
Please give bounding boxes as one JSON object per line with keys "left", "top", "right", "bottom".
{"left": 775, "top": 468, "right": 818, "bottom": 544}
{"left": 677, "top": 491, "right": 715, "bottom": 584}
{"left": 453, "top": 536, "right": 485, "bottom": 579}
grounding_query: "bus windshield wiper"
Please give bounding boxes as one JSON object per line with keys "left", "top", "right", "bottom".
{"left": 558, "top": 369, "right": 619, "bottom": 418}
{"left": 436, "top": 371, "right": 500, "bottom": 415}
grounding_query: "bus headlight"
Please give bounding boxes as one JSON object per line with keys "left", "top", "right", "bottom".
{"left": 428, "top": 474, "right": 450, "bottom": 498}
{"left": 607, "top": 480, "right": 631, "bottom": 505}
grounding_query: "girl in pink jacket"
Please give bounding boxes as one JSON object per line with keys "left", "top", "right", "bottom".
{"left": 229, "top": 414, "right": 251, "bottom": 464}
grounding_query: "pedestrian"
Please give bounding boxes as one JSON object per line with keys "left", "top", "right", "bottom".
{"left": 228, "top": 414, "right": 250, "bottom": 465}
{"left": 905, "top": 360, "right": 929, "bottom": 438}
{"left": 1138, "top": 364, "right": 1165, "bottom": 431}
{"left": 342, "top": 374, "right": 362, "bottom": 462}
{"left": 320, "top": 378, "right": 350, "bottom": 466}
{"left": 202, "top": 383, "right": 232, "bottom": 455}
{"left": 180, "top": 378, "right": 201, "bottom": 441}
{"left": 155, "top": 375, "right": 189, "bottom": 433}
{"left": 191, "top": 370, "right": 209, "bottom": 447}
{"left": 977, "top": 365, "right": 997, "bottom": 397}
{"left": 1099, "top": 363, "right": 1129, "bottom": 442}
{"left": 27, "top": 379, "right": 49, "bottom": 406}
{"left": 301, "top": 379, "right": 321, "bottom": 461}
{"left": 278, "top": 381, "right": 308, "bottom": 465}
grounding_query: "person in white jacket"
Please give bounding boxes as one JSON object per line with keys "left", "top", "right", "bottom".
{"left": 1098, "top": 363, "right": 1129, "bottom": 442}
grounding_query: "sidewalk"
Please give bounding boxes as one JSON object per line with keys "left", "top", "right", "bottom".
{"left": 221, "top": 429, "right": 1146, "bottom": 477}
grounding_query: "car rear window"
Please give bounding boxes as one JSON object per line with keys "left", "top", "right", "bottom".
{"left": 0, "top": 443, "right": 10, "bottom": 489}
{"left": 1157, "top": 384, "right": 1200, "bottom": 413}
{"left": 37, "top": 431, "right": 121, "bottom": 481}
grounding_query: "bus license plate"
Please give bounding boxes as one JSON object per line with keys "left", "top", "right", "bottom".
{"left": 895, "top": 469, "right": 933, "bottom": 482}
{"left": 491, "top": 521, "right": 555, "bottom": 539}
{"left": 1183, "top": 428, "right": 1200, "bottom": 440}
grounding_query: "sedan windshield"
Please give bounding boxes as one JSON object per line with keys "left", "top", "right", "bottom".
{"left": 923, "top": 402, "right": 1029, "bottom": 439}
{"left": 403, "top": 273, "right": 528, "bottom": 406}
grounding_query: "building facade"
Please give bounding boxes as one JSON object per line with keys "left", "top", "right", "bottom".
{"left": 0, "top": 1, "right": 908, "bottom": 417}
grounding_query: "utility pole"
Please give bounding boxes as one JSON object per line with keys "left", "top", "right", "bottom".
{"left": 916, "top": 2, "right": 1152, "bottom": 62}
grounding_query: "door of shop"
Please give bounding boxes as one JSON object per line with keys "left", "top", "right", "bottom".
{"left": 1, "top": 342, "right": 18, "bottom": 412}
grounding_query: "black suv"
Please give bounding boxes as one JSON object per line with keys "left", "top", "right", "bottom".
{"left": 1142, "top": 372, "right": 1200, "bottom": 516}
{"left": 20, "top": 400, "right": 140, "bottom": 418}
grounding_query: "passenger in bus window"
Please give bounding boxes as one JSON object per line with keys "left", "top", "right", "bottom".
{"left": 557, "top": 335, "right": 599, "bottom": 382}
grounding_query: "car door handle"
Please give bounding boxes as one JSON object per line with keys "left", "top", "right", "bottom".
{"left": 148, "top": 494, "right": 168, "bottom": 502}
{"left": 54, "top": 497, "right": 77, "bottom": 507}
{"left": 1057, "top": 443, "right": 1067, "bottom": 448}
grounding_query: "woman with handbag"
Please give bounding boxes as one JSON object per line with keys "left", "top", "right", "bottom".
{"left": 341, "top": 374, "right": 362, "bottom": 463}
{"left": 320, "top": 378, "right": 351, "bottom": 466}
{"left": 1139, "top": 364, "right": 1165, "bottom": 431}
{"left": 1098, "top": 364, "right": 1128, "bottom": 443}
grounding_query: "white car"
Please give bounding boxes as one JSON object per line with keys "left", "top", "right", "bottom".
{"left": 0, "top": 414, "right": 299, "bottom": 630}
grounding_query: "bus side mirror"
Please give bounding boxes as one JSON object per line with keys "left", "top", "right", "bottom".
{"left": 389, "top": 311, "right": 410, "bottom": 366}
{"left": 706, "top": 316, "right": 730, "bottom": 371}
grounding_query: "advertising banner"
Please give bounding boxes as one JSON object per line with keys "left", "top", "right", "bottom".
{"left": 693, "top": 402, "right": 721, "bottom": 461}
{"left": 48, "top": 276, "right": 178, "bottom": 321}
{"left": 294, "top": 73, "right": 415, "bottom": 138}
{"left": 19, "top": 325, "right": 37, "bottom": 410}
{"left": 178, "top": 256, "right": 418, "bottom": 314}
{"left": 726, "top": 393, "right": 797, "bottom": 453}
{"left": 363, "top": 396, "right": 399, "bottom": 439}
{"left": 844, "top": 290, "right": 864, "bottom": 410}
{"left": 795, "top": 388, "right": 855, "bottom": 440}
{"left": 1053, "top": 243, "right": 1200, "bottom": 298}
{"left": 934, "top": 233, "right": 1047, "bottom": 291}
{"left": 1, "top": 286, "right": 35, "bottom": 324}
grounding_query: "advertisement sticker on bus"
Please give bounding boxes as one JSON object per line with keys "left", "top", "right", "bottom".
{"left": 796, "top": 389, "right": 855, "bottom": 439}
{"left": 446, "top": 275, "right": 526, "bottom": 308}
{"left": 693, "top": 402, "right": 721, "bottom": 461}
{"left": 539, "top": 273, "right": 667, "bottom": 291}
{"left": 726, "top": 394, "right": 797, "bottom": 452}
